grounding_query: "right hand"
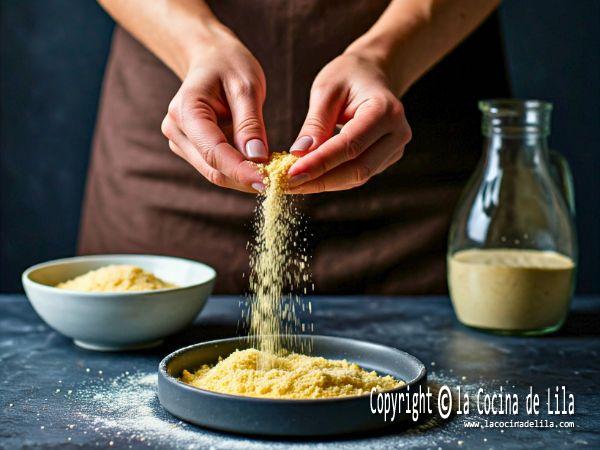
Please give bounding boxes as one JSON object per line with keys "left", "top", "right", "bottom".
{"left": 161, "top": 27, "right": 268, "bottom": 193}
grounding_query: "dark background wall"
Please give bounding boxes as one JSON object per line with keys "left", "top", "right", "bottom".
{"left": 1, "top": 0, "right": 598, "bottom": 293}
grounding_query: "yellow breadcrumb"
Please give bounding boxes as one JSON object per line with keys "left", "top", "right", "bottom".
{"left": 249, "top": 151, "right": 310, "bottom": 363}
{"left": 180, "top": 348, "right": 404, "bottom": 399}
{"left": 258, "top": 151, "right": 298, "bottom": 193}
{"left": 55, "top": 265, "right": 176, "bottom": 292}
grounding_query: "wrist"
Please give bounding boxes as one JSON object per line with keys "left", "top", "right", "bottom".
{"left": 344, "top": 32, "right": 409, "bottom": 96}
{"left": 180, "top": 20, "right": 239, "bottom": 78}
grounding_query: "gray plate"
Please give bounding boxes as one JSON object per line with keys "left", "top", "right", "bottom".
{"left": 158, "top": 335, "right": 426, "bottom": 437}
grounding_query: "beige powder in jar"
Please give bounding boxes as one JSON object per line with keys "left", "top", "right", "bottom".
{"left": 448, "top": 248, "right": 575, "bottom": 331}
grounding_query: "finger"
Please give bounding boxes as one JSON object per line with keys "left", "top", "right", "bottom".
{"left": 217, "top": 118, "right": 234, "bottom": 143}
{"left": 164, "top": 121, "right": 259, "bottom": 193}
{"left": 287, "top": 133, "right": 405, "bottom": 194}
{"left": 287, "top": 97, "right": 395, "bottom": 187}
{"left": 168, "top": 140, "right": 256, "bottom": 193}
{"left": 171, "top": 102, "right": 265, "bottom": 188}
{"left": 224, "top": 79, "right": 269, "bottom": 162}
{"left": 162, "top": 114, "right": 264, "bottom": 192}
{"left": 290, "top": 83, "right": 345, "bottom": 156}
{"left": 375, "top": 108, "right": 411, "bottom": 172}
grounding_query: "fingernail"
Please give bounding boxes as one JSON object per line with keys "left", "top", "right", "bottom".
{"left": 290, "top": 136, "right": 313, "bottom": 153}
{"left": 246, "top": 139, "right": 267, "bottom": 160}
{"left": 287, "top": 173, "right": 310, "bottom": 188}
{"left": 252, "top": 182, "right": 265, "bottom": 193}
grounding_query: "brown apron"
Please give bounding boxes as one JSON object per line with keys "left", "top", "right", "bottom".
{"left": 79, "top": 0, "right": 509, "bottom": 294}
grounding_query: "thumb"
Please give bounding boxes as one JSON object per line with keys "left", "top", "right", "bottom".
{"left": 290, "top": 83, "right": 345, "bottom": 156}
{"left": 225, "top": 80, "right": 269, "bottom": 162}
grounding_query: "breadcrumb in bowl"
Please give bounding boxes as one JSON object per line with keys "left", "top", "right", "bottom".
{"left": 56, "top": 265, "right": 176, "bottom": 292}
{"left": 22, "top": 255, "right": 215, "bottom": 351}
{"left": 158, "top": 336, "right": 427, "bottom": 436}
{"left": 180, "top": 348, "right": 404, "bottom": 400}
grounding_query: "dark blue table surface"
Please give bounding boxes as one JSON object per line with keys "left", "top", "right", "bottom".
{"left": 1, "top": 295, "right": 599, "bottom": 450}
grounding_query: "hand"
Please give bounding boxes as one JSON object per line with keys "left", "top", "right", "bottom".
{"left": 161, "top": 28, "right": 268, "bottom": 193}
{"left": 287, "top": 53, "right": 411, "bottom": 193}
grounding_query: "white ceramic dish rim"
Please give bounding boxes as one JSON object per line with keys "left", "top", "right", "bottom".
{"left": 22, "top": 254, "right": 217, "bottom": 298}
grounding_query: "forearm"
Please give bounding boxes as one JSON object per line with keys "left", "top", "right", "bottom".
{"left": 97, "top": 0, "right": 233, "bottom": 79}
{"left": 345, "top": 0, "right": 501, "bottom": 95}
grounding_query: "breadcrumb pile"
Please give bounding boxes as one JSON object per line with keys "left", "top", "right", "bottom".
{"left": 55, "top": 265, "right": 176, "bottom": 292}
{"left": 180, "top": 349, "right": 403, "bottom": 399}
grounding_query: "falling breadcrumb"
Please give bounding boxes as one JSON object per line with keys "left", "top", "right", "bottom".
{"left": 247, "top": 152, "right": 312, "bottom": 366}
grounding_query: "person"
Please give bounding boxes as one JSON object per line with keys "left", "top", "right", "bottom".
{"left": 80, "top": 0, "right": 509, "bottom": 294}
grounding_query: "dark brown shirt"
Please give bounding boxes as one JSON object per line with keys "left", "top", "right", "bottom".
{"left": 79, "top": 1, "right": 509, "bottom": 294}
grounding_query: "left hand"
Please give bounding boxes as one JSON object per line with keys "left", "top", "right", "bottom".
{"left": 286, "top": 53, "right": 412, "bottom": 193}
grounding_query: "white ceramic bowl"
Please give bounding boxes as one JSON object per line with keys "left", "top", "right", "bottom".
{"left": 22, "top": 255, "right": 216, "bottom": 351}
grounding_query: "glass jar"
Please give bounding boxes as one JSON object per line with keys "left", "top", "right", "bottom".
{"left": 448, "top": 99, "right": 577, "bottom": 335}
